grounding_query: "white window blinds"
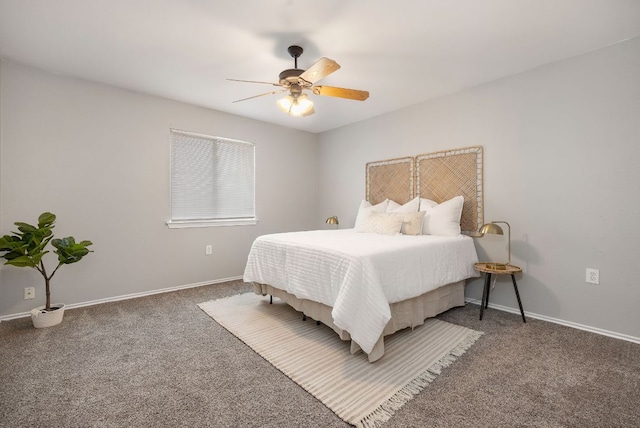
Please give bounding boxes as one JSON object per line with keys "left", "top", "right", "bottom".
{"left": 169, "top": 129, "right": 256, "bottom": 227}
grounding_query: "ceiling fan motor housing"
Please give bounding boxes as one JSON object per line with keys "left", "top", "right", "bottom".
{"left": 279, "top": 68, "right": 305, "bottom": 86}
{"left": 279, "top": 45, "right": 308, "bottom": 86}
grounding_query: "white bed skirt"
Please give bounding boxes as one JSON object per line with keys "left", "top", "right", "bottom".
{"left": 253, "top": 280, "right": 466, "bottom": 362}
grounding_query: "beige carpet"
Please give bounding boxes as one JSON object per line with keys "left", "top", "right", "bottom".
{"left": 199, "top": 293, "right": 482, "bottom": 427}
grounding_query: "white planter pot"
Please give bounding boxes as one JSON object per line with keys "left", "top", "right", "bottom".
{"left": 30, "top": 304, "right": 65, "bottom": 328}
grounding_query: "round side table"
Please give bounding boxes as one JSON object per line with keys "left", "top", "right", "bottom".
{"left": 474, "top": 262, "right": 526, "bottom": 323}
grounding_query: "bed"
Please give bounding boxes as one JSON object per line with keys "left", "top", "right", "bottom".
{"left": 244, "top": 146, "right": 484, "bottom": 362}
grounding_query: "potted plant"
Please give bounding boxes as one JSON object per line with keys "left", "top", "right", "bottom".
{"left": 0, "top": 212, "right": 93, "bottom": 328}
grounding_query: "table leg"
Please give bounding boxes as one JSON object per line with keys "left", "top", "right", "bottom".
{"left": 480, "top": 272, "right": 491, "bottom": 320}
{"left": 485, "top": 275, "right": 491, "bottom": 309}
{"left": 511, "top": 274, "right": 526, "bottom": 323}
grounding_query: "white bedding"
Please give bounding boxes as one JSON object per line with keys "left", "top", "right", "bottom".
{"left": 243, "top": 229, "right": 479, "bottom": 354}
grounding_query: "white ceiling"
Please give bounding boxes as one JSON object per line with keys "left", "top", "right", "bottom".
{"left": 1, "top": 1, "right": 639, "bottom": 134}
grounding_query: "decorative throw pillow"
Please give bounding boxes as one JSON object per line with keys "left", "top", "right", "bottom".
{"left": 387, "top": 197, "right": 420, "bottom": 213}
{"left": 400, "top": 210, "right": 426, "bottom": 235}
{"left": 356, "top": 211, "right": 404, "bottom": 235}
{"left": 420, "top": 196, "right": 464, "bottom": 236}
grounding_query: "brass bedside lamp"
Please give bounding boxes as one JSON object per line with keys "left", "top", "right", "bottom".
{"left": 478, "top": 221, "right": 511, "bottom": 270}
{"left": 326, "top": 216, "right": 339, "bottom": 229}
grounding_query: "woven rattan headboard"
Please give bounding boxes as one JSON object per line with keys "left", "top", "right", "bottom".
{"left": 366, "top": 157, "right": 414, "bottom": 205}
{"left": 416, "top": 147, "right": 483, "bottom": 233}
{"left": 366, "top": 146, "right": 483, "bottom": 234}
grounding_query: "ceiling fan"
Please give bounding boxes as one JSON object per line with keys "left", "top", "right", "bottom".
{"left": 228, "top": 45, "right": 369, "bottom": 117}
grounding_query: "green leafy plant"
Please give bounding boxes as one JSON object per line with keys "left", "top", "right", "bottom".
{"left": 0, "top": 212, "right": 93, "bottom": 311}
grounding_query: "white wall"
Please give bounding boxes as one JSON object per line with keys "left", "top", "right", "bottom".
{"left": 318, "top": 37, "right": 640, "bottom": 339}
{"left": 0, "top": 61, "right": 319, "bottom": 316}
{"left": 3, "top": 37, "right": 639, "bottom": 340}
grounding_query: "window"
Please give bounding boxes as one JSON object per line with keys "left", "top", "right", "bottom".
{"left": 167, "top": 129, "right": 256, "bottom": 228}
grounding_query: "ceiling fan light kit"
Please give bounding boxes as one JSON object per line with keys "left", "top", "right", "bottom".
{"left": 229, "top": 45, "right": 369, "bottom": 117}
{"left": 277, "top": 93, "right": 315, "bottom": 116}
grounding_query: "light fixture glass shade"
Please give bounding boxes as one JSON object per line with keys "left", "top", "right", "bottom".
{"left": 277, "top": 93, "right": 315, "bottom": 116}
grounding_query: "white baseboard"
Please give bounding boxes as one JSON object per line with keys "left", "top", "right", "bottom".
{"left": 465, "top": 297, "right": 640, "bottom": 345}
{"left": 0, "top": 276, "right": 243, "bottom": 322}
{"left": 3, "top": 284, "right": 637, "bottom": 346}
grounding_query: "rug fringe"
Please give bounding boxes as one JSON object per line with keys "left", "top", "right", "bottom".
{"left": 356, "top": 329, "right": 484, "bottom": 428}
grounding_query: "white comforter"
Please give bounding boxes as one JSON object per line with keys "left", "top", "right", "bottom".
{"left": 243, "top": 229, "right": 479, "bottom": 354}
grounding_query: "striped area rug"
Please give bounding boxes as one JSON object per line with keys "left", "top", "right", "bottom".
{"left": 199, "top": 293, "right": 482, "bottom": 427}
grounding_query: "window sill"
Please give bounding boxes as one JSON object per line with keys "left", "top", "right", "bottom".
{"left": 166, "top": 218, "right": 259, "bottom": 229}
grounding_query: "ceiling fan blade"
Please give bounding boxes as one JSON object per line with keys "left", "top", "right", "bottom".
{"left": 299, "top": 57, "right": 340, "bottom": 84}
{"left": 312, "top": 86, "right": 369, "bottom": 101}
{"left": 227, "top": 78, "right": 282, "bottom": 87}
{"left": 232, "top": 89, "right": 287, "bottom": 103}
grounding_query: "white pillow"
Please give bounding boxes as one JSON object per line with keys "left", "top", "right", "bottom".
{"left": 400, "top": 210, "right": 426, "bottom": 235}
{"left": 419, "top": 198, "right": 438, "bottom": 211}
{"left": 420, "top": 196, "right": 464, "bottom": 236}
{"left": 386, "top": 200, "right": 400, "bottom": 211}
{"left": 387, "top": 197, "right": 420, "bottom": 213}
{"left": 356, "top": 211, "right": 404, "bottom": 235}
{"left": 354, "top": 199, "right": 389, "bottom": 230}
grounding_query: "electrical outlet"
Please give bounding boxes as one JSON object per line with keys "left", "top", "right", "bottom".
{"left": 24, "top": 287, "right": 35, "bottom": 299}
{"left": 586, "top": 268, "right": 599, "bottom": 285}
{"left": 205, "top": 245, "right": 213, "bottom": 255}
